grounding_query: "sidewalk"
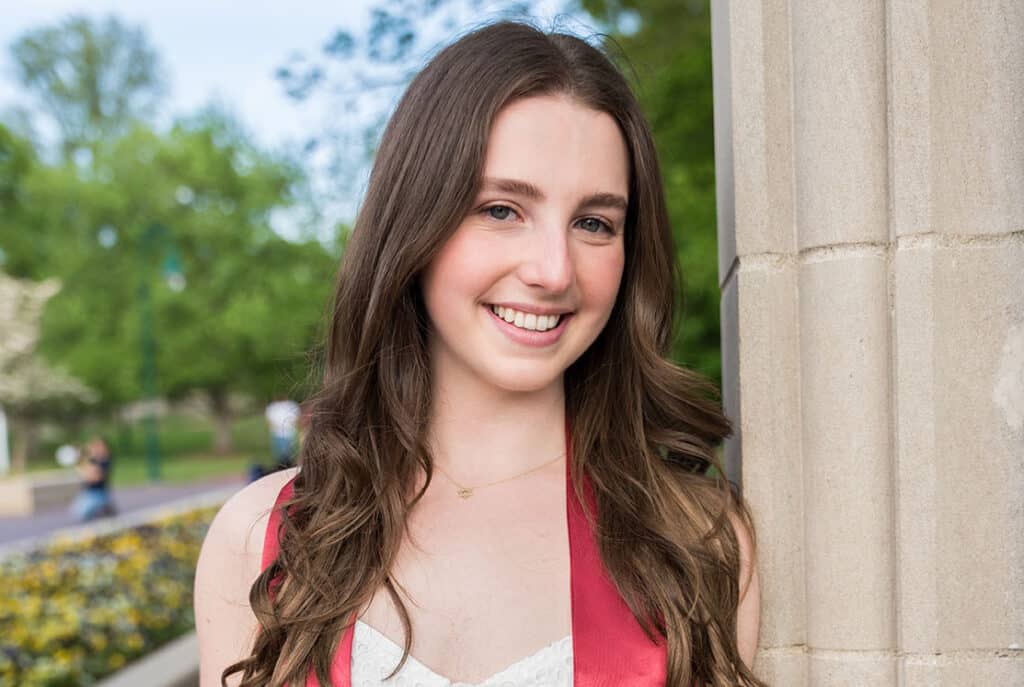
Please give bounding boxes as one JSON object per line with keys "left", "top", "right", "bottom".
{"left": 0, "top": 474, "right": 246, "bottom": 549}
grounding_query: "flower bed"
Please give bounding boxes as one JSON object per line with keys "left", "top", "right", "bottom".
{"left": 0, "top": 506, "right": 218, "bottom": 687}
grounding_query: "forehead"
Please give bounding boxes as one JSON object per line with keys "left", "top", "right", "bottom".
{"left": 481, "top": 94, "right": 630, "bottom": 201}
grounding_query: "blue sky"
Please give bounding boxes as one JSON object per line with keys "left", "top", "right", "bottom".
{"left": 0, "top": 0, "right": 372, "bottom": 150}
{"left": 0, "top": 0, "right": 589, "bottom": 233}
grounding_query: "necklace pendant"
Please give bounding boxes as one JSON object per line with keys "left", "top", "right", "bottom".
{"left": 457, "top": 487, "right": 473, "bottom": 499}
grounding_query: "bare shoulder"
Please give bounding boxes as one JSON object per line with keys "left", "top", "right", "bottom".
{"left": 194, "top": 467, "right": 298, "bottom": 686}
{"left": 726, "top": 506, "right": 761, "bottom": 670}
{"left": 207, "top": 467, "right": 299, "bottom": 560}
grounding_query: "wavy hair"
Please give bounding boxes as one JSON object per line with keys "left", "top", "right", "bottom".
{"left": 224, "top": 20, "right": 765, "bottom": 687}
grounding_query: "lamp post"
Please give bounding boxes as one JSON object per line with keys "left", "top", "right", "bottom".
{"left": 137, "top": 222, "right": 185, "bottom": 482}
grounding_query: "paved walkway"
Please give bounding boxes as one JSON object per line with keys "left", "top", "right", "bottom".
{"left": 0, "top": 474, "right": 247, "bottom": 548}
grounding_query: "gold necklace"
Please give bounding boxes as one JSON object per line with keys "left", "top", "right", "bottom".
{"left": 433, "top": 452, "right": 565, "bottom": 499}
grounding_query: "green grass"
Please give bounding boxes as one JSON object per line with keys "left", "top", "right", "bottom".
{"left": 107, "top": 452, "right": 252, "bottom": 487}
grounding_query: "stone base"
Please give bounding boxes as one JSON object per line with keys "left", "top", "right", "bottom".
{"left": 0, "top": 470, "right": 80, "bottom": 515}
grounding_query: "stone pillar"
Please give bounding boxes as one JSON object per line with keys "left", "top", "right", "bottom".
{"left": 712, "top": 2, "right": 1024, "bottom": 685}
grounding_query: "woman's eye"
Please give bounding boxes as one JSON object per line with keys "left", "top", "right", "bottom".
{"left": 485, "top": 205, "right": 517, "bottom": 221}
{"left": 578, "top": 217, "right": 614, "bottom": 235}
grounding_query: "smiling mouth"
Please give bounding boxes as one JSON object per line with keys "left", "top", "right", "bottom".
{"left": 487, "top": 304, "right": 570, "bottom": 332}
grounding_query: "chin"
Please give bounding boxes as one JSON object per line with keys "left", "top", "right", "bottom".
{"left": 481, "top": 362, "right": 565, "bottom": 394}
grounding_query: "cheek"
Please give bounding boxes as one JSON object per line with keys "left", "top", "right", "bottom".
{"left": 422, "top": 230, "right": 493, "bottom": 316}
{"left": 577, "top": 247, "right": 625, "bottom": 311}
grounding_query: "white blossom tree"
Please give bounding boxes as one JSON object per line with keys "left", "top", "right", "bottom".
{"left": 0, "top": 272, "right": 94, "bottom": 474}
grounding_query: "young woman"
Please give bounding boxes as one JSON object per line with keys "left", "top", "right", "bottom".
{"left": 195, "top": 21, "right": 763, "bottom": 687}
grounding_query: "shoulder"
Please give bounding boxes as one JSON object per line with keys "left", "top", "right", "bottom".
{"left": 202, "top": 466, "right": 298, "bottom": 564}
{"left": 725, "top": 502, "right": 760, "bottom": 669}
{"left": 194, "top": 467, "right": 298, "bottom": 685}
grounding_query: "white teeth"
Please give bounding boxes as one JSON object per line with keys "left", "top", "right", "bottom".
{"left": 490, "top": 305, "right": 563, "bottom": 332}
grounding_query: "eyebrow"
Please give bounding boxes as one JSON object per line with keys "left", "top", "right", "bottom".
{"left": 481, "top": 177, "right": 629, "bottom": 213}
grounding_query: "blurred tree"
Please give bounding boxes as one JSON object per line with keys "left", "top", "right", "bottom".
{"left": 0, "top": 124, "right": 39, "bottom": 278}
{"left": 9, "top": 14, "right": 167, "bottom": 161}
{"left": 0, "top": 123, "right": 95, "bottom": 283}
{"left": 278, "top": 0, "right": 722, "bottom": 384}
{"left": 4, "top": 17, "right": 338, "bottom": 460}
{"left": 34, "top": 113, "right": 336, "bottom": 452}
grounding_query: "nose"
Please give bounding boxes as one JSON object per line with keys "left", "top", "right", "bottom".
{"left": 517, "top": 221, "right": 573, "bottom": 293}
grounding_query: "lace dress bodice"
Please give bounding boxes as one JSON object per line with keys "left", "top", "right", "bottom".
{"left": 350, "top": 620, "right": 573, "bottom": 687}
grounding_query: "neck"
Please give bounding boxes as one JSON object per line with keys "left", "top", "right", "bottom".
{"left": 428, "top": 368, "right": 567, "bottom": 486}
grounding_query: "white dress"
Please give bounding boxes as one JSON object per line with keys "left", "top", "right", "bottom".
{"left": 350, "top": 620, "right": 573, "bottom": 687}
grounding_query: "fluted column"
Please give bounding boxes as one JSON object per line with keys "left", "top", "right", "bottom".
{"left": 712, "top": 1, "right": 1024, "bottom": 684}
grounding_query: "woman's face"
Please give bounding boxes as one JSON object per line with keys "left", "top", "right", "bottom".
{"left": 421, "top": 93, "right": 629, "bottom": 394}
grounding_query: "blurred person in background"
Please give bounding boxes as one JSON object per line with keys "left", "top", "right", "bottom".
{"left": 68, "top": 436, "right": 117, "bottom": 522}
{"left": 265, "top": 395, "right": 300, "bottom": 470}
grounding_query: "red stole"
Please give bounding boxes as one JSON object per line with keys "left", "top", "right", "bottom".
{"left": 261, "top": 439, "right": 667, "bottom": 686}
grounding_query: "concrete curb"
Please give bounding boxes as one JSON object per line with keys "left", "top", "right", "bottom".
{"left": 94, "top": 631, "right": 199, "bottom": 687}
{"left": 0, "top": 485, "right": 239, "bottom": 559}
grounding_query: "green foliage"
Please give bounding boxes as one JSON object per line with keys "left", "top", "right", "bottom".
{"left": 28, "top": 113, "right": 337, "bottom": 408}
{"left": 0, "top": 125, "right": 41, "bottom": 278}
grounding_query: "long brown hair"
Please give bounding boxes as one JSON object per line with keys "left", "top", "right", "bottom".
{"left": 224, "top": 20, "right": 765, "bottom": 687}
